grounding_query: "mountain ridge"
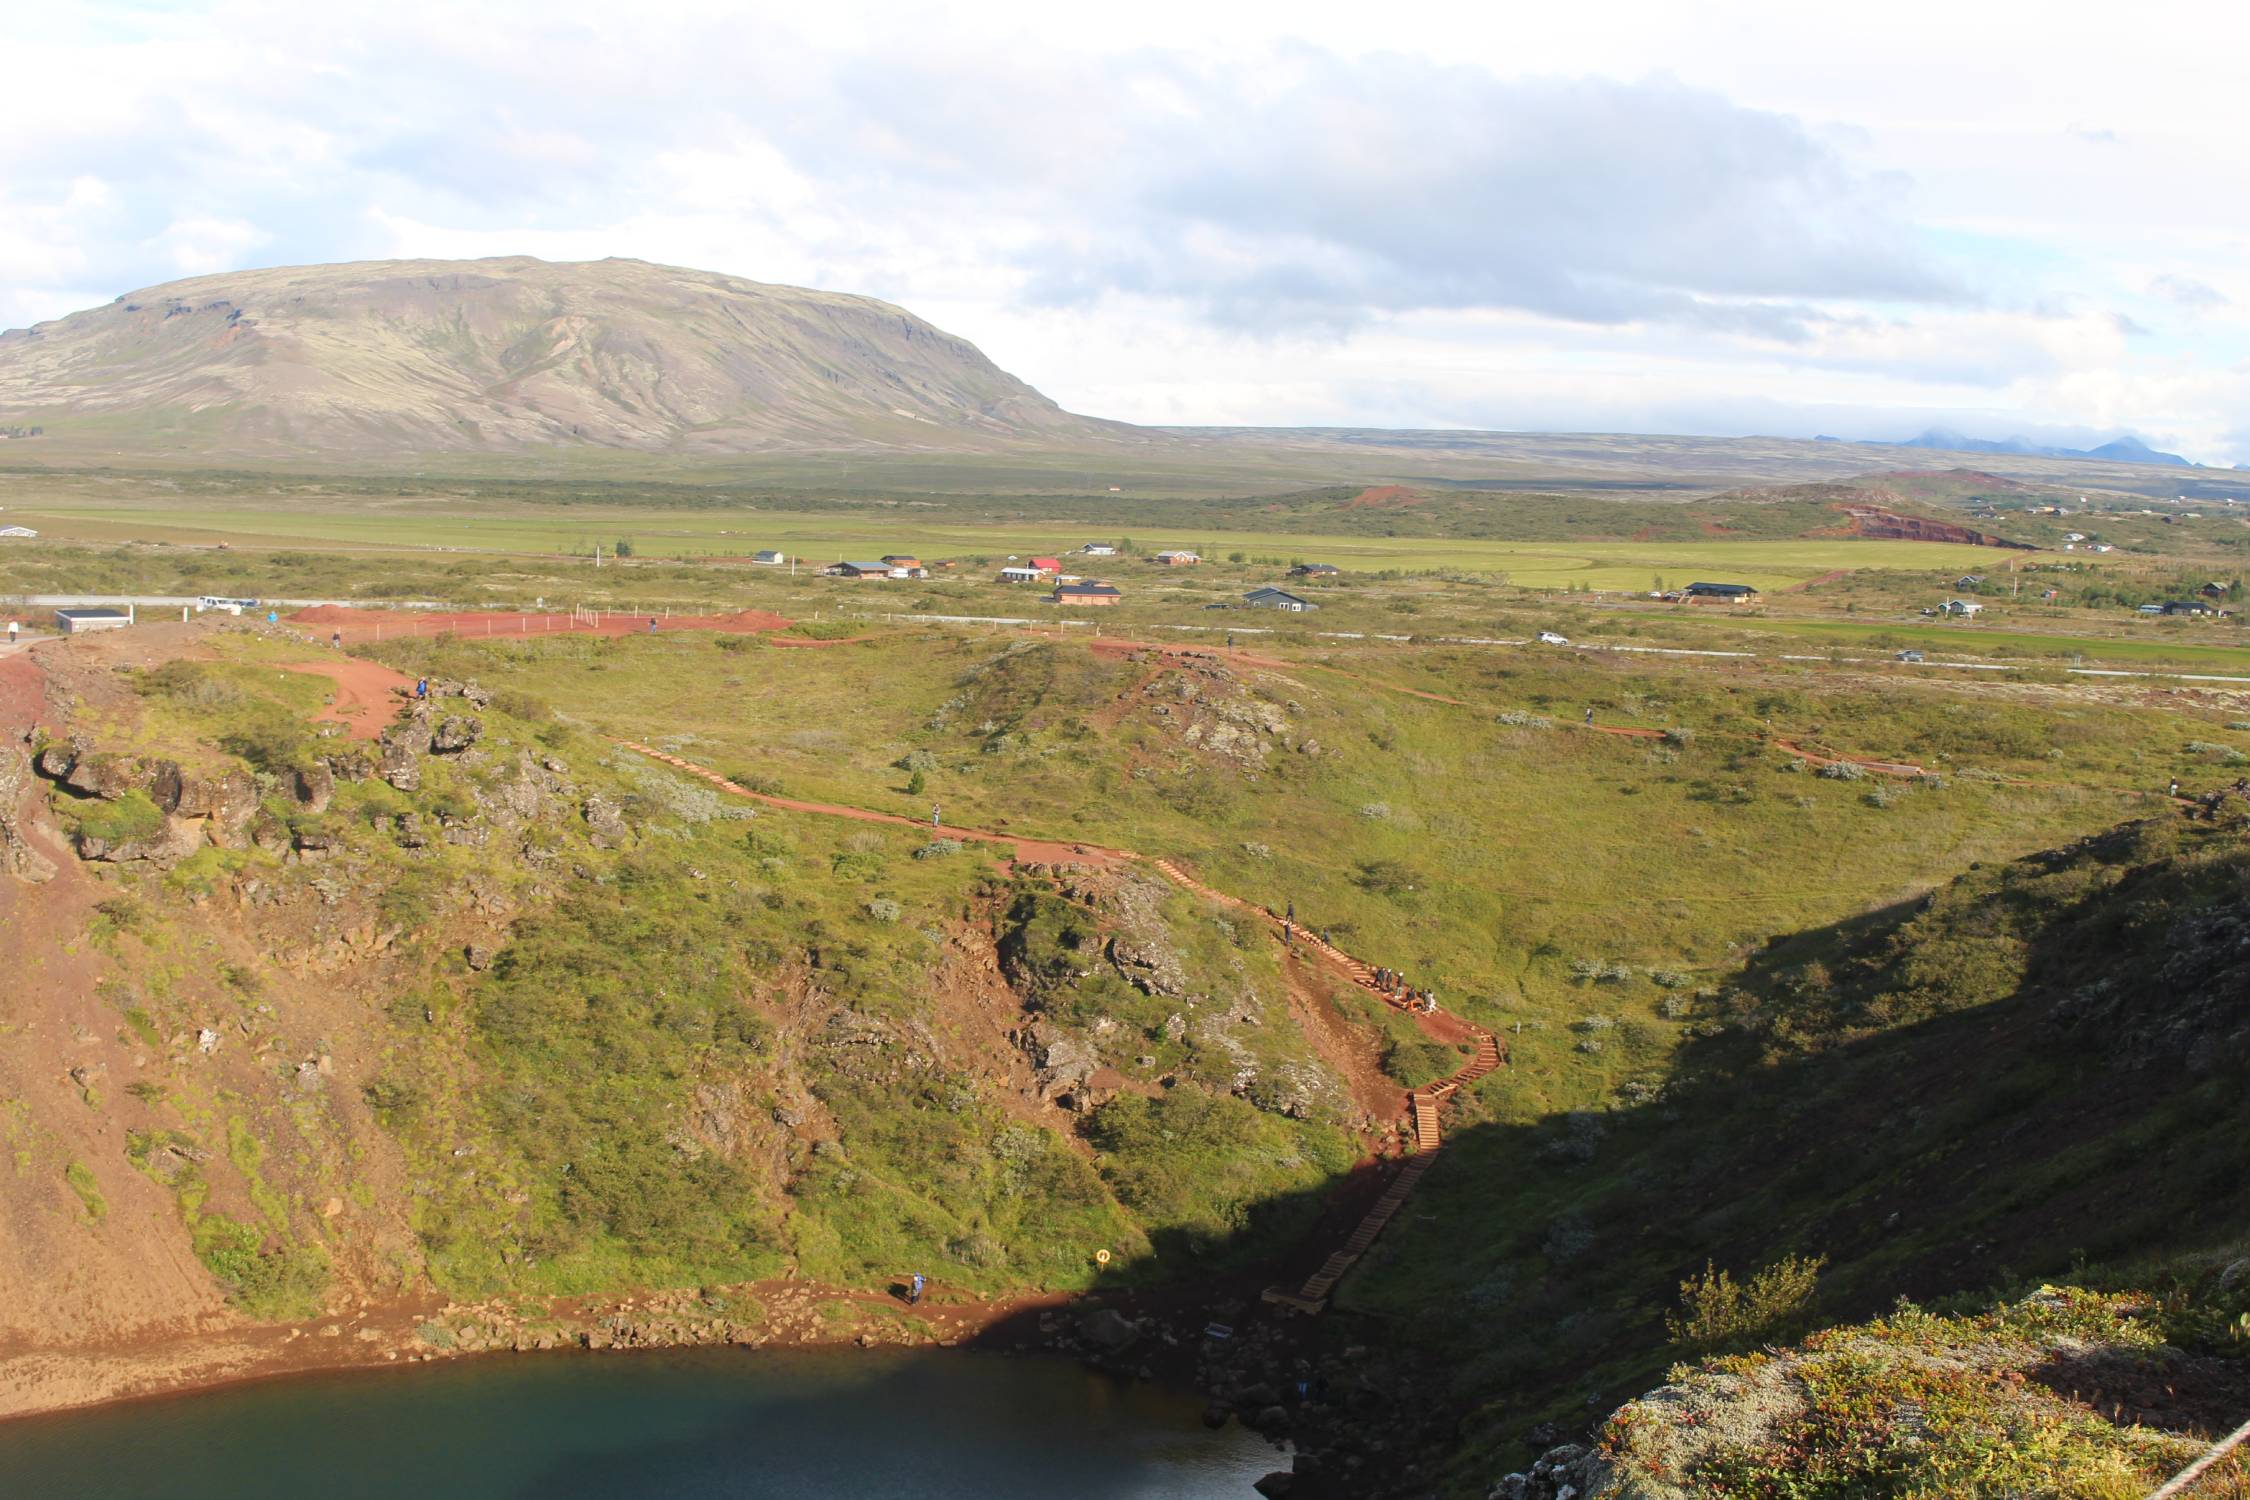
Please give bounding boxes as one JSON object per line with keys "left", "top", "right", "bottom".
{"left": 0, "top": 256, "right": 1134, "bottom": 457}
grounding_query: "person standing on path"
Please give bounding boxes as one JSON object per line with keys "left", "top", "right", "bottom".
{"left": 932, "top": 804, "right": 942, "bottom": 828}
{"left": 331, "top": 631, "right": 342, "bottom": 651}
{"left": 5, "top": 620, "right": 16, "bottom": 646}
{"left": 2170, "top": 778, "right": 2181, "bottom": 798}
{"left": 909, "top": 1274, "right": 925, "bottom": 1306}
{"left": 1585, "top": 707, "right": 1594, "bottom": 725}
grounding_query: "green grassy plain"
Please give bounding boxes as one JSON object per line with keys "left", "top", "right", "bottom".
{"left": 3, "top": 498, "right": 2016, "bottom": 590}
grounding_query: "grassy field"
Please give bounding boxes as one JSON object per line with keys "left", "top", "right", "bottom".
{"left": 2, "top": 499, "right": 2011, "bottom": 590}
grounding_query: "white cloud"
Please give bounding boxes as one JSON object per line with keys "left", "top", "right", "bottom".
{"left": 4, "top": 0, "right": 2250, "bottom": 460}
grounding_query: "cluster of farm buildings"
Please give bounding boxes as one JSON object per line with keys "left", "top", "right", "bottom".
{"left": 800, "top": 543, "right": 1337, "bottom": 611}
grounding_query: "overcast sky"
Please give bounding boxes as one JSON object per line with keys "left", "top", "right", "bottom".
{"left": 12, "top": 1, "right": 2250, "bottom": 461}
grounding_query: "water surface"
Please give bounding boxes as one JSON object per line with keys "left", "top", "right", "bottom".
{"left": 0, "top": 1347, "right": 1277, "bottom": 1499}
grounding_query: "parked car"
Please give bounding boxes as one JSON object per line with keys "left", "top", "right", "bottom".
{"left": 1537, "top": 631, "right": 1569, "bottom": 645}
{"left": 1896, "top": 650, "right": 1924, "bottom": 663}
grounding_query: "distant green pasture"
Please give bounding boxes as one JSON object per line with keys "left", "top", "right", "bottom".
{"left": 9, "top": 501, "right": 2003, "bottom": 591}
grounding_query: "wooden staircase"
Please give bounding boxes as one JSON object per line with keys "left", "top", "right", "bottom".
{"left": 608, "top": 754, "right": 1506, "bottom": 1322}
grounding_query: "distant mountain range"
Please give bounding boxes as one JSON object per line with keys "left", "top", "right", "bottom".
{"left": 1880, "top": 428, "right": 2193, "bottom": 467}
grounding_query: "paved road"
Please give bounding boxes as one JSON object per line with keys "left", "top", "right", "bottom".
{"left": 12, "top": 595, "right": 426, "bottom": 609}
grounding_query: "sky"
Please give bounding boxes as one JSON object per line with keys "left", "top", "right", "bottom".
{"left": 10, "top": 0, "right": 2250, "bottom": 461}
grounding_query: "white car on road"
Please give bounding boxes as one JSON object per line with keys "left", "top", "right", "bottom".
{"left": 1537, "top": 631, "right": 1569, "bottom": 645}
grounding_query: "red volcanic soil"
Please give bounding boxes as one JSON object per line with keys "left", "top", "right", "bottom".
{"left": 0, "top": 653, "right": 44, "bottom": 732}
{"left": 1343, "top": 484, "right": 1427, "bottom": 509}
{"left": 280, "top": 658, "right": 416, "bottom": 740}
{"left": 288, "top": 606, "right": 793, "bottom": 644}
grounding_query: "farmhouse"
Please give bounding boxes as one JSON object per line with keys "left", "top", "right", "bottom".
{"left": 1028, "top": 557, "right": 1063, "bottom": 574}
{"left": 1080, "top": 542, "right": 1118, "bottom": 556}
{"left": 998, "top": 565, "right": 1045, "bottom": 583}
{"left": 2201, "top": 582, "right": 2233, "bottom": 598}
{"left": 1155, "top": 550, "right": 1200, "bottom": 566}
{"left": 55, "top": 606, "right": 130, "bottom": 634}
{"left": 1051, "top": 581, "right": 1122, "bottom": 606}
{"left": 0, "top": 525, "right": 36, "bottom": 539}
{"left": 1245, "top": 587, "right": 1317, "bottom": 612}
{"left": 1955, "top": 575, "right": 1985, "bottom": 590}
{"left": 823, "top": 561, "right": 894, "bottom": 579}
{"left": 1289, "top": 563, "right": 1340, "bottom": 578}
{"left": 1683, "top": 582, "right": 1758, "bottom": 602}
{"left": 752, "top": 550, "right": 786, "bottom": 565}
{"left": 2162, "top": 600, "right": 2215, "bottom": 616}
{"left": 1943, "top": 598, "right": 1984, "bottom": 616}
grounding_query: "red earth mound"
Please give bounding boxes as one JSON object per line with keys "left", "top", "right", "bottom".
{"left": 1343, "top": 484, "right": 1427, "bottom": 509}
{"left": 288, "top": 606, "right": 793, "bottom": 644}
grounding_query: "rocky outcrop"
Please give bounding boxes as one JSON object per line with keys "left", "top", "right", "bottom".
{"left": 31, "top": 738, "right": 262, "bottom": 863}
{"left": 0, "top": 742, "right": 57, "bottom": 882}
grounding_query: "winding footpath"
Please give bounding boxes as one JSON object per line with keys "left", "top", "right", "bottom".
{"left": 616, "top": 739, "right": 1504, "bottom": 1315}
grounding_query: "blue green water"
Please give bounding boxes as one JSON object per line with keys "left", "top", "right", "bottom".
{"left": 0, "top": 1348, "right": 1277, "bottom": 1498}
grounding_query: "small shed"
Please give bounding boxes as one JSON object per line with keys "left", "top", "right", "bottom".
{"left": 752, "top": 550, "right": 785, "bottom": 565}
{"left": 1155, "top": 550, "right": 1200, "bottom": 566}
{"left": 1080, "top": 542, "right": 1118, "bottom": 556}
{"left": 55, "top": 606, "right": 131, "bottom": 634}
{"left": 998, "top": 566, "right": 1045, "bottom": 583}
{"left": 1289, "top": 562, "right": 1340, "bottom": 578}
{"left": 1245, "top": 587, "right": 1317, "bottom": 612}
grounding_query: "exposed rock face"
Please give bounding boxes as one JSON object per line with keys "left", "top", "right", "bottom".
{"left": 0, "top": 743, "right": 58, "bottom": 882}
{"left": 583, "top": 794, "right": 629, "bottom": 849}
{"left": 1028, "top": 1020, "right": 1100, "bottom": 1106}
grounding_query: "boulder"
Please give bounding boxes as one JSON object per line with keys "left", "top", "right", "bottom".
{"left": 1078, "top": 1307, "right": 1140, "bottom": 1352}
{"left": 430, "top": 716, "right": 482, "bottom": 754}
{"left": 1252, "top": 1473, "right": 1295, "bottom": 1499}
{"left": 292, "top": 762, "right": 335, "bottom": 814}
{"left": 177, "top": 769, "right": 259, "bottom": 845}
{"left": 65, "top": 752, "right": 142, "bottom": 801}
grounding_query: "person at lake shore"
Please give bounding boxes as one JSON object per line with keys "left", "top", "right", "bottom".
{"left": 909, "top": 1273, "right": 925, "bottom": 1306}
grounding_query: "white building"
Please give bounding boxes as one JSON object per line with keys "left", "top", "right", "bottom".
{"left": 0, "top": 525, "right": 36, "bottom": 539}
{"left": 55, "top": 606, "right": 131, "bottom": 634}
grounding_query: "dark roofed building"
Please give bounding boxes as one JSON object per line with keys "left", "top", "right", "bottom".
{"left": 1245, "top": 587, "right": 1317, "bottom": 612}
{"left": 1683, "top": 582, "right": 1758, "bottom": 601}
{"left": 1051, "top": 581, "right": 1123, "bottom": 606}
{"left": 1289, "top": 563, "right": 1340, "bottom": 578}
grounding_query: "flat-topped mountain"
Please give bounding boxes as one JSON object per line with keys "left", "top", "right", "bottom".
{"left": 0, "top": 257, "right": 1126, "bottom": 456}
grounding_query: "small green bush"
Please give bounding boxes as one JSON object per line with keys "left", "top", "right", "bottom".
{"left": 1666, "top": 1253, "right": 1826, "bottom": 1354}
